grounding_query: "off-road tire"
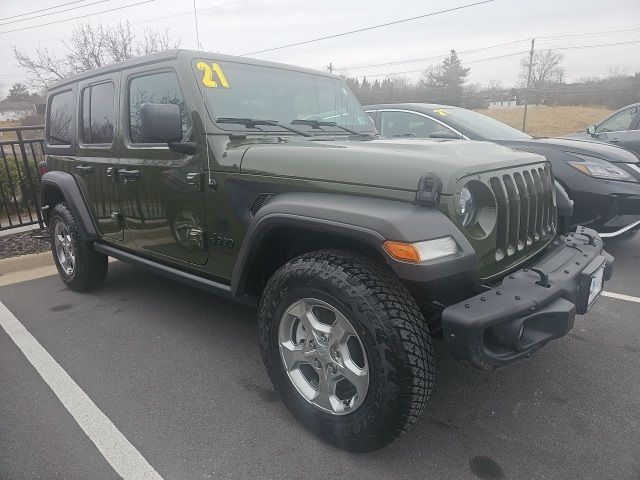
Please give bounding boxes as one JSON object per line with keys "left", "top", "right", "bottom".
{"left": 258, "top": 249, "right": 434, "bottom": 452}
{"left": 50, "top": 202, "right": 108, "bottom": 292}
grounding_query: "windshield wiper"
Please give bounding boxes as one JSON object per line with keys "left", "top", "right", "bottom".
{"left": 216, "top": 117, "right": 312, "bottom": 137}
{"left": 291, "top": 119, "right": 374, "bottom": 137}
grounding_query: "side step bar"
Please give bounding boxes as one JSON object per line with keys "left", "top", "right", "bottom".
{"left": 94, "top": 243, "right": 256, "bottom": 308}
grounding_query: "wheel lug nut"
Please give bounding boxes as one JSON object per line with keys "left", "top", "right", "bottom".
{"left": 313, "top": 358, "right": 321, "bottom": 368}
{"left": 328, "top": 364, "right": 337, "bottom": 374}
{"left": 320, "top": 334, "right": 328, "bottom": 343}
{"left": 309, "top": 340, "right": 317, "bottom": 349}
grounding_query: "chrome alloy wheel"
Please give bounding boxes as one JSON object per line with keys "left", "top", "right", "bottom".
{"left": 278, "top": 298, "right": 369, "bottom": 415}
{"left": 54, "top": 221, "right": 76, "bottom": 276}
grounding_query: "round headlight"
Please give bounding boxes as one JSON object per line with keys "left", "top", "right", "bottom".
{"left": 457, "top": 185, "right": 476, "bottom": 227}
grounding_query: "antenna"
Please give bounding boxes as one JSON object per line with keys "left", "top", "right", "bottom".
{"left": 193, "top": 0, "right": 202, "bottom": 50}
{"left": 193, "top": 0, "right": 214, "bottom": 190}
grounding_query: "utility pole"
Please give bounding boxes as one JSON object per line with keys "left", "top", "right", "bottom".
{"left": 522, "top": 38, "right": 535, "bottom": 132}
{"left": 327, "top": 62, "right": 333, "bottom": 73}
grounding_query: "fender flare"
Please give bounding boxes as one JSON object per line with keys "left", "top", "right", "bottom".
{"left": 231, "top": 192, "right": 477, "bottom": 297}
{"left": 40, "top": 170, "right": 97, "bottom": 239}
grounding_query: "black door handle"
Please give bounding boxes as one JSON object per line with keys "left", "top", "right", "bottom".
{"left": 119, "top": 169, "right": 141, "bottom": 181}
{"left": 75, "top": 164, "right": 94, "bottom": 174}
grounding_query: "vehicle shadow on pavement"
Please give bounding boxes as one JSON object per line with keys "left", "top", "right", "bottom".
{"left": 3, "top": 261, "right": 637, "bottom": 480}
{"left": 102, "top": 261, "right": 640, "bottom": 480}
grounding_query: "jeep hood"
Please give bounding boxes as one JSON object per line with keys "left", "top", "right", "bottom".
{"left": 239, "top": 138, "right": 544, "bottom": 195}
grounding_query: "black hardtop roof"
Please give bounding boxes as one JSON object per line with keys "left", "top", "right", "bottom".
{"left": 47, "top": 49, "right": 338, "bottom": 91}
{"left": 364, "top": 103, "right": 461, "bottom": 112}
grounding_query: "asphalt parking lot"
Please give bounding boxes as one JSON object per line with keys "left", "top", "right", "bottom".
{"left": 1, "top": 237, "right": 639, "bottom": 480}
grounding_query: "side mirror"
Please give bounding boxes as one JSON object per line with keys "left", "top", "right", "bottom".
{"left": 430, "top": 131, "right": 463, "bottom": 139}
{"left": 586, "top": 125, "right": 596, "bottom": 136}
{"left": 140, "top": 103, "right": 183, "bottom": 143}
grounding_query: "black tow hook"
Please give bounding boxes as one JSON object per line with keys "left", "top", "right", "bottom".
{"left": 524, "top": 267, "right": 551, "bottom": 288}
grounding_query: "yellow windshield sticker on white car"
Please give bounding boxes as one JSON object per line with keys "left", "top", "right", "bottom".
{"left": 196, "top": 61, "right": 230, "bottom": 88}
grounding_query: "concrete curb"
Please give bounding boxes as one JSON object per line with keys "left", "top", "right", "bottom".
{"left": 0, "top": 252, "right": 53, "bottom": 275}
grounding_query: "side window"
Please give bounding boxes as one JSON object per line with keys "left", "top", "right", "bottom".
{"left": 81, "top": 82, "right": 115, "bottom": 145}
{"left": 380, "top": 111, "right": 452, "bottom": 138}
{"left": 128, "top": 71, "right": 190, "bottom": 144}
{"left": 47, "top": 90, "right": 74, "bottom": 145}
{"left": 597, "top": 107, "right": 637, "bottom": 133}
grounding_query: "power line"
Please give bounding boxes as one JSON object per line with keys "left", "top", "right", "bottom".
{"left": 538, "top": 27, "right": 640, "bottom": 41}
{"left": 0, "top": 0, "right": 112, "bottom": 26}
{"left": 0, "top": 0, "right": 250, "bottom": 49}
{"left": 338, "top": 39, "right": 529, "bottom": 70}
{"left": 0, "top": 0, "right": 94, "bottom": 22}
{"left": 133, "top": 0, "right": 251, "bottom": 26}
{"left": 343, "top": 51, "right": 529, "bottom": 78}
{"left": 339, "top": 39, "right": 640, "bottom": 80}
{"left": 546, "top": 39, "right": 640, "bottom": 51}
{"left": 338, "top": 33, "right": 640, "bottom": 72}
{"left": 240, "top": 0, "right": 496, "bottom": 56}
{"left": 0, "top": 0, "right": 160, "bottom": 35}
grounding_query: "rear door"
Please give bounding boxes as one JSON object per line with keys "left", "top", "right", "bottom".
{"left": 118, "top": 62, "right": 208, "bottom": 265}
{"left": 76, "top": 74, "right": 123, "bottom": 241}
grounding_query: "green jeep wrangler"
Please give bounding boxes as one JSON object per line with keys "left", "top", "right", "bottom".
{"left": 41, "top": 49, "right": 613, "bottom": 452}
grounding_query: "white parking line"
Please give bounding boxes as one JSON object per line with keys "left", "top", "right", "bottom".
{"left": 602, "top": 291, "right": 640, "bottom": 304}
{"left": 0, "top": 301, "right": 164, "bottom": 480}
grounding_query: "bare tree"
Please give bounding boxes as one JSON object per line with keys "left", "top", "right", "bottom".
{"left": 606, "top": 66, "right": 629, "bottom": 79}
{"left": 486, "top": 80, "right": 503, "bottom": 97}
{"left": 15, "top": 21, "right": 179, "bottom": 89}
{"left": 519, "top": 50, "right": 565, "bottom": 89}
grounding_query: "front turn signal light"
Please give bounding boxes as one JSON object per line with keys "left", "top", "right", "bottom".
{"left": 383, "top": 237, "right": 458, "bottom": 263}
{"left": 383, "top": 241, "right": 421, "bottom": 262}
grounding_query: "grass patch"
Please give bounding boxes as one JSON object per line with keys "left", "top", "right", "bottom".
{"left": 475, "top": 106, "right": 613, "bottom": 138}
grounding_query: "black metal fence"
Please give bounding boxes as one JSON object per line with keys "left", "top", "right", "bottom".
{"left": 0, "top": 125, "right": 45, "bottom": 231}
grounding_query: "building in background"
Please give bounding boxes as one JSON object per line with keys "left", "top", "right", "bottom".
{"left": 0, "top": 100, "right": 36, "bottom": 121}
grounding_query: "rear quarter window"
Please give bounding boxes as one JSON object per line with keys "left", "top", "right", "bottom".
{"left": 47, "top": 90, "right": 75, "bottom": 146}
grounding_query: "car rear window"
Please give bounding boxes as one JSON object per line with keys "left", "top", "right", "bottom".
{"left": 47, "top": 90, "right": 74, "bottom": 146}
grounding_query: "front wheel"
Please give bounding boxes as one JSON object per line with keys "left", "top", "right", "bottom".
{"left": 258, "top": 249, "right": 434, "bottom": 452}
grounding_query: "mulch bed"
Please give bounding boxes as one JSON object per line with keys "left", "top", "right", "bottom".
{"left": 0, "top": 228, "right": 51, "bottom": 260}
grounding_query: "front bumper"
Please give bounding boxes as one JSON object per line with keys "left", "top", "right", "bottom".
{"left": 442, "top": 227, "right": 614, "bottom": 370}
{"left": 566, "top": 175, "right": 640, "bottom": 236}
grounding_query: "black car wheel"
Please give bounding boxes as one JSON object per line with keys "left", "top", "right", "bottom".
{"left": 258, "top": 249, "right": 434, "bottom": 452}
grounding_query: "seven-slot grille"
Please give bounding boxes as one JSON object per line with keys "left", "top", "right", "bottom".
{"left": 488, "top": 164, "right": 556, "bottom": 261}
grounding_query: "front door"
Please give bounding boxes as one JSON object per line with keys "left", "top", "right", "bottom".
{"left": 118, "top": 64, "right": 208, "bottom": 265}
{"left": 594, "top": 106, "right": 639, "bottom": 153}
{"left": 76, "top": 74, "right": 123, "bottom": 241}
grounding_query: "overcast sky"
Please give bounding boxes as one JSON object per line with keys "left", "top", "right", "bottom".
{"left": 1, "top": 0, "right": 639, "bottom": 95}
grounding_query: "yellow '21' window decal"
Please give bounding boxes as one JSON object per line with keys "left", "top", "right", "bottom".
{"left": 197, "top": 61, "right": 230, "bottom": 88}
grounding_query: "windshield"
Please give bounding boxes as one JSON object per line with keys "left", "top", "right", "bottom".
{"left": 441, "top": 108, "right": 532, "bottom": 140}
{"left": 192, "top": 59, "right": 373, "bottom": 134}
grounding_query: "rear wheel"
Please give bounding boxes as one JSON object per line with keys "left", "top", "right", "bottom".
{"left": 50, "top": 202, "right": 108, "bottom": 291}
{"left": 258, "top": 249, "right": 434, "bottom": 452}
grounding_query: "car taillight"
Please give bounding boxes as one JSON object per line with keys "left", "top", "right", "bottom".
{"left": 38, "top": 160, "right": 48, "bottom": 176}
